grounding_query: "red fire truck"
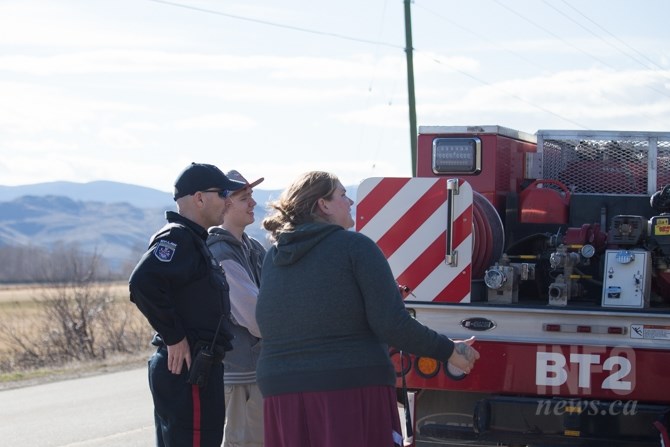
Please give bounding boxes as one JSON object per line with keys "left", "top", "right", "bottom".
{"left": 356, "top": 126, "right": 670, "bottom": 446}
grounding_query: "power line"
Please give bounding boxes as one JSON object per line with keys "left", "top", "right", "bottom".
{"left": 147, "top": 0, "right": 414, "bottom": 173}
{"left": 413, "top": 2, "right": 549, "bottom": 73}
{"left": 559, "top": 0, "right": 667, "bottom": 72}
{"left": 357, "top": 0, "right": 403, "bottom": 176}
{"left": 545, "top": 0, "right": 652, "bottom": 70}
{"left": 541, "top": 0, "right": 670, "bottom": 103}
{"left": 412, "top": 2, "right": 629, "bottom": 129}
{"left": 414, "top": 50, "right": 590, "bottom": 130}
{"left": 147, "top": 0, "right": 403, "bottom": 49}
{"left": 493, "top": 0, "right": 670, "bottom": 102}
{"left": 146, "top": 0, "right": 668, "bottom": 129}
{"left": 491, "top": 0, "right": 616, "bottom": 71}
{"left": 488, "top": 0, "right": 670, "bottom": 120}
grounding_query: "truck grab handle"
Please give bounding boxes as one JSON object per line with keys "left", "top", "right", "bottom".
{"left": 446, "top": 178, "right": 459, "bottom": 266}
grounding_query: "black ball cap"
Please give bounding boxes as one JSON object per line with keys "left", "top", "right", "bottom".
{"left": 173, "top": 162, "right": 247, "bottom": 200}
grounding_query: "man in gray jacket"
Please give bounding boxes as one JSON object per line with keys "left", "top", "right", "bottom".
{"left": 207, "top": 170, "right": 266, "bottom": 447}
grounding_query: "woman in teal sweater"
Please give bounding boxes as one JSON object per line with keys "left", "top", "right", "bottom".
{"left": 256, "top": 171, "right": 479, "bottom": 447}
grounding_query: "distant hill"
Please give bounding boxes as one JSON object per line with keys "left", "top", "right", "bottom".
{"left": 0, "top": 181, "right": 175, "bottom": 209}
{"left": 0, "top": 182, "right": 287, "bottom": 273}
{"left": 0, "top": 195, "right": 166, "bottom": 272}
{"left": 0, "top": 180, "right": 288, "bottom": 213}
{"left": 0, "top": 181, "right": 356, "bottom": 275}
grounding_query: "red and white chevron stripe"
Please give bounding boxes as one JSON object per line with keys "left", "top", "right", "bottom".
{"left": 356, "top": 177, "right": 473, "bottom": 303}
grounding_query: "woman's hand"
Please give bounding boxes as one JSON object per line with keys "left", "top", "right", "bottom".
{"left": 447, "top": 336, "right": 480, "bottom": 374}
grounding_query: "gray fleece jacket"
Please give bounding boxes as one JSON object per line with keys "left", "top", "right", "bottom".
{"left": 255, "top": 222, "right": 455, "bottom": 397}
{"left": 207, "top": 227, "right": 266, "bottom": 385}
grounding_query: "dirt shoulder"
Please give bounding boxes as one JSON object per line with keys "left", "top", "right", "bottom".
{"left": 0, "top": 351, "right": 150, "bottom": 391}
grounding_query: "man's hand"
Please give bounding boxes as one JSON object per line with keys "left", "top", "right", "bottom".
{"left": 166, "top": 338, "right": 191, "bottom": 374}
{"left": 447, "top": 336, "right": 480, "bottom": 374}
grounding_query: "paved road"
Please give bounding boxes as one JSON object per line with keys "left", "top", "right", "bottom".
{"left": 0, "top": 367, "right": 155, "bottom": 446}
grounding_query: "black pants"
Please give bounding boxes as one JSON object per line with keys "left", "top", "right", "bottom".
{"left": 148, "top": 346, "right": 225, "bottom": 447}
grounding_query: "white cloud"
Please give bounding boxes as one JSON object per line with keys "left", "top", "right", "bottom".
{"left": 175, "top": 113, "right": 257, "bottom": 131}
{"left": 336, "top": 103, "right": 408, "bottom": 128}
{"left": 0, "top": 81, "right": 151, "bottom": 135}
{"left": 416, "top": 67, "right": 670, "bottom": 131}
{"left": 0, "top": 1, "right": 180, "bottom": 48}
{"left": 1, "top": 0, "right": 668, "bottom": 192}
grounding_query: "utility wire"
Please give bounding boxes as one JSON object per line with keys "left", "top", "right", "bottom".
{"left": 413, "top": 2, "right": 550, "bottom": 73}
{"left": 414, "top": 50, "right": 590, "bottom": 130}
{"left": 541, "top": 0, "right": 670, "bottom": 104}
{"left": 147, "top": 0, "right": 590, "bottom": 128}
{"left": 147, "top": 0, "right": 667, "bottom": 129}
{"left": 411, "top": 2, "right": 597, "bottom": 129}
{"left": 357, "top": 0, "right": 402, "bottom": 176}
{"left": 559, "top": 0, "right": 667, "bottom": 72}
{"left": 485, "top": 0, "right": 670, "bottom": 128}
{"left": 545, "top": 0, "right": 653, "bottom": 70}
{"left": 148, "top": 0, "right": 409, "bottom": 171}
{"left": 491, "top": 0, "right": 616, "bottom": 71}
{"left": 147, "top": 0, "right": 403, "bottom": 49}
{"left": 492, "top": 0, "right": 670, "bottom": 102}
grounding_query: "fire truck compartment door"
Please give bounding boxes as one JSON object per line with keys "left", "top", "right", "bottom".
{"left": 356, "top": 177, "right": 473, "bottom": 303}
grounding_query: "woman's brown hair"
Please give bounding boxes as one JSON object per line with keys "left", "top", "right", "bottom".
{"left": 262, "top": 171, "right": 339, "bottom": 241}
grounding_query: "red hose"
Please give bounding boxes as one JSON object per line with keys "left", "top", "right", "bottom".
{"left": 471, "top": 193, "right": 505, "bottom": 279}
{"left": 472, "top": 201, "right": 492, "bottom": 278}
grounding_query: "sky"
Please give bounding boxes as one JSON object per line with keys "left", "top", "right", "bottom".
{"left": 1, "top": 0, "right": 669, "bottom": 193}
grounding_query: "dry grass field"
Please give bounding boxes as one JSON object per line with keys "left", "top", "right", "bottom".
{"left": 0, "top": 281, "right": 153, "bottom": 387}
{"left": 0, "top": 281, "right": 130, "bottom": 347}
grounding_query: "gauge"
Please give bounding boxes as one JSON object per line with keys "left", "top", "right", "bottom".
{"left": 580, "top": 244, "right": 596, "bottom": 258}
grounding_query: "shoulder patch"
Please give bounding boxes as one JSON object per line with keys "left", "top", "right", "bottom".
{"left": 154, "top": 240, "right": 177, "bottom": 262}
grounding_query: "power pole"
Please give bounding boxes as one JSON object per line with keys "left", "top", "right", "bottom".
{"left": 404, "top": 0, "right": 418, "bottom": 176}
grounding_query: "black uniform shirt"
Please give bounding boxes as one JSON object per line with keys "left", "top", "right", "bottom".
{"left": 129, "top": 211, "right": 232, "bottom": 349}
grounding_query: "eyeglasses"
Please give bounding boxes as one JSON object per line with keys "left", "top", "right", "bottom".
{"left": 201, "top": 189, "right": 230, "bottom": 199}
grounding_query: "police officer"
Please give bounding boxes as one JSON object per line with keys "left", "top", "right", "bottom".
{"left": 129, "top": 162, "right": 246, "bottom": 447}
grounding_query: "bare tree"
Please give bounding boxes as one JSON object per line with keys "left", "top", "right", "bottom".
{"left": 0, "top": 245, "right": 152, "bottom": 372}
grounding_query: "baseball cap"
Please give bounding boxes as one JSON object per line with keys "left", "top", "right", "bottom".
{"left": 173, "top": 163, "right": 247, "bottom": 200}
{"left": 226, "top": 170, "right": 264, "bottom": 189}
